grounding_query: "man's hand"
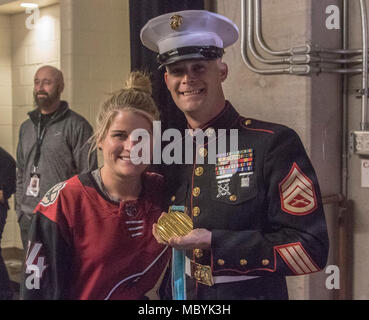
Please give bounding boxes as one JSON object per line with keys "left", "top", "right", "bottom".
{"left": 0, "top": 190, "right": 4, "bottom": 204}
{"left": 152, "top": 213, "right": 212, "bottom": 250}
{"left": 167, "top": 228, "right": 212, "bottom": 250}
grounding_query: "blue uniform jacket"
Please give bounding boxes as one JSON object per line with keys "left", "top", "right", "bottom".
{"left": 166, "top": 101, "right": 329, "bottom": 298}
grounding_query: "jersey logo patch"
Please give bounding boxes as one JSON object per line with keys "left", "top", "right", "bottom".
{"left": 279, "top": 163, "right": 317, "bottom": 215}
{"left": 41, "top": 182, "right": 66, "bottom": 207}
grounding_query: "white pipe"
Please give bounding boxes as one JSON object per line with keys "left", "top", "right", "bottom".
{"left": 240, "top": 0, "right": 362, "bottom": 75}
{"left": 240, "top": 0, "right": 312, "bottom": 75}
{"left": 246, "top": 0, "right": 290, "bottom": 65}
{"left": 342, "top": 0, "right": 348, "bottom": 201}
{"left": 254, "top": 0, "right": 304, "bottom": 56}
{"left": 253, "top": 0, "right": 367, "bottom": 64}
{"left": 359, "top": 0, "right": 369, "bottom": 130}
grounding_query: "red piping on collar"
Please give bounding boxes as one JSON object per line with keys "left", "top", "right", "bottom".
{"left": 244, "top": 127, "right": 275, "bottom": 134}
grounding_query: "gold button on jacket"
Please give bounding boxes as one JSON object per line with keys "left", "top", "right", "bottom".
{"left": 198, "top": 147, "right": 208, "bottom": 158}
{"left": 192, "top": 206, "right": 201, "bottom": 217}
{"left": 262, "top": 259, "right": 270, "bottom": 266}
{"left": 194, "top": 249, "right": 203, "bottom": 258}
{"left": 205, "top": 127, "right": 215, "bottom": 137}
{"left": 240, "top": 259, "right": 248, "bottom": 266}
{"left": 192, "top": 187, "right": 200, "bottom": 197}
{"left": 217, "top": 259, "right": 225, "bottom": 266}
{"left": 195, "top": 167, "right": 204, "bottom": 176}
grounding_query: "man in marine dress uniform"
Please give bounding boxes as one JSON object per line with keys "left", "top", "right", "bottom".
{"left": 141, "top": 10, "right": 329, "bottom": 300}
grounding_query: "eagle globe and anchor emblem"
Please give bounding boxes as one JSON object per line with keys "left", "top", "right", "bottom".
{"left": 170, "top": 14, "right": 183, "bottom": 30}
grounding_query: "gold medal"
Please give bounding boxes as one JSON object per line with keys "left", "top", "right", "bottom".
{"left": 156, "top": 208, "right": 193, "bottom": 242}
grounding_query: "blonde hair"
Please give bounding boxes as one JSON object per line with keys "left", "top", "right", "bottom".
{"left": 89, "top": 71, "right": 160, "bottom": 156}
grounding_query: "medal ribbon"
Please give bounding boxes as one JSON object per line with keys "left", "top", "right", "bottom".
{"left": 170, "top": 205, "right": 186, "bottom": 300}
{"left": 171, "top": 248, "right": 186, "bottom": 300}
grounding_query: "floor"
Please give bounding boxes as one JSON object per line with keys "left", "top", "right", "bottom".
{"left": 2, "top": 247, "right": 23, "bottom": 300}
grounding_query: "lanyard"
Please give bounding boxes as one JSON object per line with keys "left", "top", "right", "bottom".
{"left": 33, "top": 111, "right": 57, "bottom": 172}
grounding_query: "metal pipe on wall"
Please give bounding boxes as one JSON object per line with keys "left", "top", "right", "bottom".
{"left": 319, "top": 67, "right": 362, "bottom": 74}
{"left": 251, "top": 0, "right": 353, "bottom": 67}
{"left": 342, "top": 0, "right": 349, "bottom": 208}
{"left": 337, "top": 0, "right": 350, "bottom": 300}
{"left": 246, "top": 0, "right": 363, "bottom": 74}
{"left": 318, "top": 48, "right": 363, "bottom": 55}
{"left": 322, "top": 194, "right": 345, "bottom": 205}
{"left": 241, "top": 0, "right": 300, "bottom": 74}
{"left": 254, "top": 0, "right": 309, "bottom": 57}
{"left": 252, "top": 0, "right": 355, "bottom": 66}
{"left": 240, "top": 0, "right": 362, "bottom": 300}
{"left": 246, "top": 0, "right": 290, "bottom": 65}
{"left": 254, "top": 0, "right": 366, "bottom": 58}
{"left": 359, "top": 0, "right": 369, "bottom": 130}
{"left": 241, "top": 0, "right": 315, "bottom": 75}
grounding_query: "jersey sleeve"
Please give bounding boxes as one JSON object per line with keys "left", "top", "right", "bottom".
{"left": 211, "top": 128, "right": 329, "bottom": 277}
{"left": 20, "top": 182, "right": 73, "bottom": 300}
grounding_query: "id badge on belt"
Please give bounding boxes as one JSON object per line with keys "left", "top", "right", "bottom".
{"left": 26, "top": 171, "right": 40, "bottom": 197}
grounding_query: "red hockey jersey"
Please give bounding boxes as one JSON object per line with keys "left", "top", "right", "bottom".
{"left": 20, "top": 172, "right": 171, "bottom": 300}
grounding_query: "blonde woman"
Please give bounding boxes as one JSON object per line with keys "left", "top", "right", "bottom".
{"left": 20, "top": 72, "right": 170, "bottom": 300}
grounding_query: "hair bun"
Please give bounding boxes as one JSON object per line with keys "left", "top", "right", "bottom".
{"left": 125, "top": 71, "right": 152, "bottom": 95}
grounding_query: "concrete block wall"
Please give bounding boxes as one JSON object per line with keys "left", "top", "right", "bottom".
{"left": 0, "top": 4, "right": 60, "bottom": 249}
{"left": 60, "top": 0, "right": 130, "bottom": 167}
{"left": 216, "top": 0, "right": 342, "bottom": 299}
{"left": 11, "top": 4, "right": 60, "bottom": 145}
{"left": 2, "top": 0, "right": 365, "bottom": 301}
{"left": 0, "top": 14, "right": 12, "bottom": 155}
{"left": 218, "top": 0, "right": 312, "bottom": 146}
{"left": 346, "top": 0, "right": 369, "bottom": 300}
{"left": 1, "top": 0, "right": 131, "bottom": 249}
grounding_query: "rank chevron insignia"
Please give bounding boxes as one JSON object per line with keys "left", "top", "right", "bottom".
{"left": 279, "top": 163, "right": 317, "bottom": 215}
{"left": 275, "top": 242, "right": 319, "bottom": 275}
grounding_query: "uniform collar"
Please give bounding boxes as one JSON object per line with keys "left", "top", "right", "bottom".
{"left": 187, "top": 101, "right": 240, "bottom": 134}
